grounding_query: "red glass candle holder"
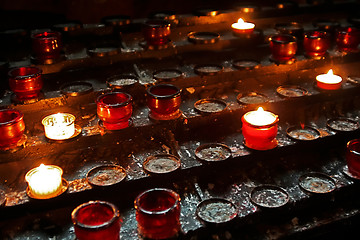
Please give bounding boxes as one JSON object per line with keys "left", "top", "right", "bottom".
{"left": 31, "top": 31, "right": 62, "bottom": 61}
{"left": 336, "top": 27, "right": 360, "bottom": 52}
{"left": 0, "top": 109, "right": 25, "bottom": 149}
{"left": 142, "top": 20, "right": 171, "bottom": 46}
{"left": 96, "top": 92, "right": 133, "bottom": 130}
{"left": 346, "top": 139, "right": 360, "bottom": 178}
{"left": 8, "top": 66, "right": 43, "bottom": 100}
{"left": 72, "top": 201, "right": 120, "bottom": 240}
{"left": 241, "top": 109, "right": 279, "bottom": 150}
{"left": 146, "top": 84, "right": 181, "bottom": 120}
{"left": 270, "top": 34, "right": 297, "bottom": 62}
{"left": 134, "top": 188, "right": 181, "bottom": 239}
{"left": 303, "top": 30, "right": 331, "bottom": 58}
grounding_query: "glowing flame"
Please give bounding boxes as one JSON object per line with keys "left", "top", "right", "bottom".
{"left": 231, "top": 18, "right": 255, "bottom": 30}
{"left": 244, "top": 107, "right": 277, "bottom": 126}
{"left": 327, "top": 69, "right": 334, "bottom": 75}
{"left": 238, "top": 18, "right": 245, "bottom": 24}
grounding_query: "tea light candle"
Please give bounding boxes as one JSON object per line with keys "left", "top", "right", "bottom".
{"left": 25, "top": 164, "right": 63, "bottom": 199}
{"left": 316, "top": 69, "right": 342, "bottom": 90}
{"left": 241, "top": 107, "right": 279, "bottom": 150}
{"left": 42, "top": 113, "right": 75, "bottom": 140}
{"left": 231, "top": 18, "right": 255, "bottom": 35}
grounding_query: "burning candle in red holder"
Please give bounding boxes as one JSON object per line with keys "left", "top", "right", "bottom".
{"left": 134, "top": 188, "right": 181, "bottom": 239}
{"left": 72, "top": 201, "right": 121, "bottom": 240}
{"left": 96, "top": 92, "right": 133, "bottom": 130}
{"left": 242, "top": 107, "right": 279, "bottom": 150}
{"left": 231, "top": 18, "right": 255, "bottom": 35}
{"left": 0, "top": 109, "right": 25, "bottom": 150}
{"left": 146, "top": 84, "right": 181, "bottom": 120}
{"left": 316, "top": 69, "right": 342, "bottom": 90}
{"left": 8, "top": 66, "right": 43, "bottom": 100}
{"left": 142, "top": 20, "right": 171, "bottom": 46}
{"left": 346, "top": 139, "right": 360, "bottom": 178}
{"left": 336, "top": 27, "right": 360, "bottom": 52}
{"left": 31, "top": 31, "right": 62, "bottom": 62}
{"left": 270, "top": 34, "right": 297, "bottom": 63}
{"left": 303, "top": 30, "right": 331, "bottom": 58}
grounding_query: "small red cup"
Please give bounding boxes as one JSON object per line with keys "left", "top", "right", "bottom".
{"left": 0, "top": 109, "right": 25, "bottom": 149}
{"left": 134, "top": 188, "right": 181, "bottom": 239}
{"left": 31, "top": 31, "right": 62, "bottom": 61}
{"left": 346, "top": 139, "right": 360, "bottom": 178}
{"left": 241, "top": 114, "right": 279, "bottom": 150}
{"left": 96, "top": 92, "right": 133, "bottom": 130}
{"left": 146, "top": 84, "right": 181, "bottom": 120}
{"left": 142, "top": 20, "right": 171, "bottom": 46}
{"left": 8, "top": 66, "right": 43, "bottom": 100}
{"left": 71, "top": 201, "right": 120, "bottom": 240}
{"left": 304, "top": 30, "right": 331, "bottom": 58}
{"left": 336, "top": 27, "right": 360, "bottom": 52}
{"left": 270, "top": 34, "right": 297, "bottom": 62}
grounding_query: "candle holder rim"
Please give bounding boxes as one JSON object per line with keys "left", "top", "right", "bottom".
{"left": 106, "top": 74, "right": 138, "bottom": 89}
{"left": 342, "top": 165, "right": 360, "bottom": 180}
{"left": 196, "top": 197, "right": 238, "bottom": 225}
{"left": 96, "top": 92, "right": 133, "bottom": 108}
{"left": 274, "top": 21, "right": 303, "bottom": 30}
{"left": 134, "top": 188, "right": 180, "bottom": 215}
{"left": 8, "top": 66, "right": 43, "bottom": 79}
{"left": 31, "top": 30, "right": 62, "bottom": 39}
{"left": 242, "top": 111, "right": 279, "bottom": 128}
{"left": 143, "top": 153, "right": 181, "bottom": 174}
{"left": 286, "top": 125, "right": 321, "bottom": 141}
{"left": 326, "top": 117, "right": 360, "bottom": 132}
{"left": 347, "top": 138, "right": 360, "bottom": 155}
{"left": 71, "top": 200, "right": 120, "bottom": 229}
{"left": 60, "top": 81, "right": 94, "bottom": 97}
{"left": 336, "top": 26, "right": 360, "bottom": 34}
{"left": 86, "top": 164, "right": 127, "bottom": 187}
{"left": 298, "top": 171, "right": 336, "bottom": 194}
{"left": 153, "top": 69, "right": 183, "bottom": 81}
{"left": 143, "top": 19, "right": 171, "bottom": 27}
{"left": 270, "top": 34, "right": 297, "bottom": 43}
{"left": 0, "top": 109, "right": 24, "bottom": 126}
{"left": 101, "top": 15, "right": 131, "bottom": 26}
{"left": 194, "top": 98, "right": 227, "bottom": 114}
{"left": 250, "top": 184, "right": 290, "bottom": 208}
{"left": 195, "top": 143, "right": 232, "bottom": 162}
{"left": 304, "top": 30, "right": 330, "bottom": 39}
{"left": 146, "top": 84, "right": 181, "bottom": 99}
{"left": 41, "top": 113, "right": 76, "bottom": 127}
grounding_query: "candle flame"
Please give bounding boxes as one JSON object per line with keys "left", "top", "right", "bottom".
{"left": 237, "top": 18, "right": 245, "bottom": 24}
{"left": 39, "top": 163, "right": 46, "bottom": 170}
{"left": 327, "top": 69, "right": 334, "bottom": 75}
{"left": 257, "top": 107, "right": 264, "bottom": 112}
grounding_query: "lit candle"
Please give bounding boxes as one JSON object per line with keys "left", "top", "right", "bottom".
{"left": 42, "top": 113, "right": 75, "bottom": 140}
{"left": 241, "top": 107, "right": 279, "bottom": 150}
{"left": 25, "top": 164, "right": 63, "bottom": 199}
{"left": 231, "top": 18, "right": 255, "bottom": 35}
{"left": 316, "top": 69, "right": 342, "bottom": 90}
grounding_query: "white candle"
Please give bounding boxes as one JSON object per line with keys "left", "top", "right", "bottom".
{"left": 243, "top": 107, "right": 277, "bottom": 126}
{"left": 42, "top": 113, "right": 75, "bottom": 140}
{"left": 316, "top": 69, "right": 342, "bottom": 90}
{"left": 25, "top": 164, "right": 63, "bottom": 198}
{"left": 231, "top": 18, "right": 255, "bottom": 31}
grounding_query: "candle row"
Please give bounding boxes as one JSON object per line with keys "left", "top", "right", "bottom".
{"left": 69, "top": 134, "right": 360, "bottom": 240}
{"left": 0, "top": 68, "right": 343, "bottom": 148}
{"left": 12, "top": 19, "right": 360, "bottom": 65}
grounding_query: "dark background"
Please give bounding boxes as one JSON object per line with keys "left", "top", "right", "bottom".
{"left": 0, "top": 0, "right": 311, "bottom": 29}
